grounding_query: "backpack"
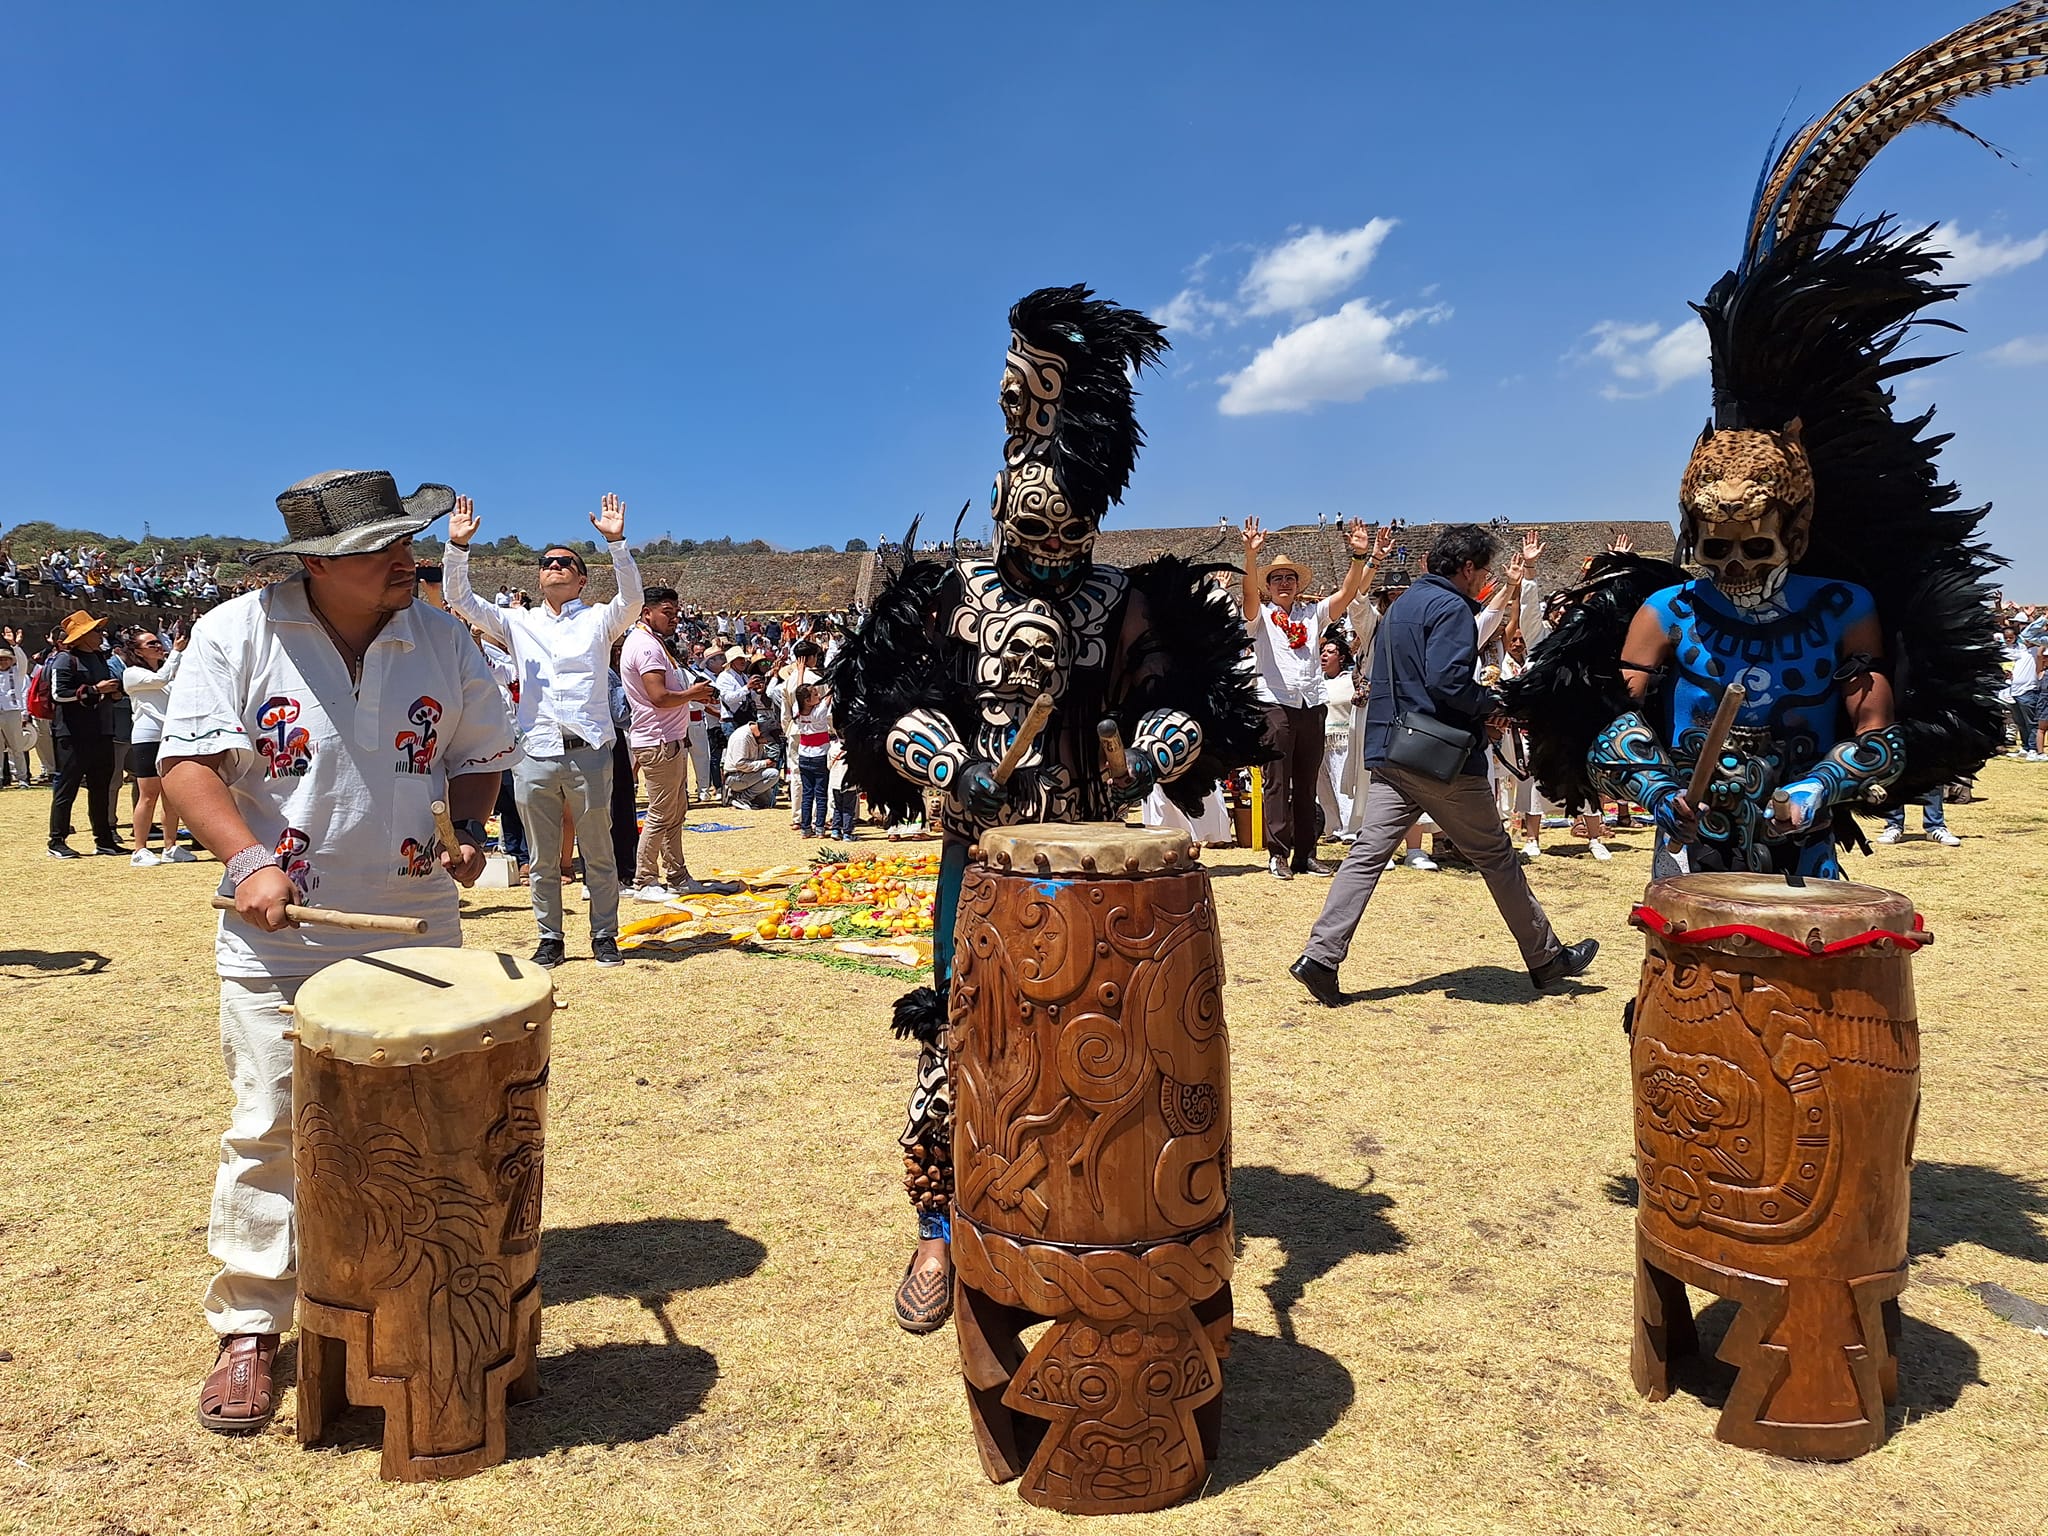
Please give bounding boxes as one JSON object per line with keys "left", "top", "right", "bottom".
{"left": 25, "top": 659, "right": 53, "bottom": 721}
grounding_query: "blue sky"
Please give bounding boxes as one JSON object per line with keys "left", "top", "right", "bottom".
{"left": 5, "top": 2, "right": 2046, "bottom": 590}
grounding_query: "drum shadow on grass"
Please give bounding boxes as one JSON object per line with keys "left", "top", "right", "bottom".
{"left": 541, "top": 1216, "right": 767, "bottom": 1307}
{"left": 1658, "top": 1298, "right": 1981, "bottom": 1431}
{"left": 1204, "top": 1165, "right": 1405, "bottom": 1490}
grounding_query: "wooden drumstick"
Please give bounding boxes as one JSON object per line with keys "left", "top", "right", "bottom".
{"left": 993, "top": 691, "right": 1055, "bottom": 786}
{"left": 1097, "top": 719, "right": 1129, "bottom": 780}
{"left": 210, "top": 895, "right": 428, "bottom": 935}
{"left": 430, "top": 798, "right": 461, "bottom": 852}
{"left": 1685, "top": 682, "right": 1747, "bottom": 807}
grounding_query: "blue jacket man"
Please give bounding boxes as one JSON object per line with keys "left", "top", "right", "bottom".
{"left": 1360, "top": 572, "right": 1496, "bottom": 778}
{"left": 1292, "top": 524, "right": 1597, "bottom": 1005}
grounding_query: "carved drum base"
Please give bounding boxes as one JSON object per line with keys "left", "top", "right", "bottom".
{"left": 298, "top": 1285, "right": 544, "bottom": 1481}
{"left": 1632, "top": 1227, "right": 1904, "bottom": 1460}
{"left": 956, "top": 1269, "right": 1231, "bottom": 1514}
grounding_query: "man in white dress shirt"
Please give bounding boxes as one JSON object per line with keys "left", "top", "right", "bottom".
{"left": 443, "top": 492, "right": 642, "bottom": 967}
{"left": 1240, "top": 516, "right": 1389, "bottom": 879}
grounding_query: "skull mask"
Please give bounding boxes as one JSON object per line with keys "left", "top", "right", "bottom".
{"left": 989, "top": 613, "right": 1064, "bottom": 699}
{"left": 1679, "top": 418, "right": 1815, "bottom": 610}
{"left": 994, "top": 330, "right": 1097, "bottom": 593}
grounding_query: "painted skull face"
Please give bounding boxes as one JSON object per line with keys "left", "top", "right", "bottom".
{"left": 996, "top": 617, "right": 1061, "bottom": 697}
{"left": 1680, "top": 420, "right": 1814, "bottom": 610}
{"left": 992, "top": 457, "right": 1097, "bottom": 587}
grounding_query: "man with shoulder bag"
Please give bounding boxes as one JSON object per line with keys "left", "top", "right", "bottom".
{"left": 1290, "top": 524, "right": 1598, "bottom": 1005}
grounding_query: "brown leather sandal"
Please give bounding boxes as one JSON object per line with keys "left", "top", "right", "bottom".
{"left": 197, "top": 1332, "right": 281, "bottom": 1434}
{"left": 893, "top": 1252, "right": 953, "bottom": 1334}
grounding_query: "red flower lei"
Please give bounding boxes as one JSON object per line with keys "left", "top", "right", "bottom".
{"left": 1270, "top": 607, "right": 1308, "bottom": 649}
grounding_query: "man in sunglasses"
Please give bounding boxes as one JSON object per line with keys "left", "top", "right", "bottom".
{"left": 443, "top": 493, "right": 643, "bottom": 967}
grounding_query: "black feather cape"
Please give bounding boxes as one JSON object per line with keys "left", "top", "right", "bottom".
{"left": 829, "top": 552, "right": 1267, "bottom": 826}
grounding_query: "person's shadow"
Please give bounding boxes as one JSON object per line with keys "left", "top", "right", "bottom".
{"left": 0, "top": 948, "right": 112, "bottom": 977}
{"left": 1205, "top": 1164, "right": 1406, "bottom": 1492}
{"left": 499, "top": 1216, "right": 767, "bottom": 1455}
{"left": 1345, "top": 964, "right": 1602, "bottom": 1006}
{"left": 1910, "top": 1161, "right": 2048, "bottom": 1263}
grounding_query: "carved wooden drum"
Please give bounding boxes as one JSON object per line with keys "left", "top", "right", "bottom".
{"left": 290, "top": 947, "right": 553, "bottom": 1481}
{"left": 1627, "top": 874, "right": 1924, "bottom": 1460}
{"left": 949, "top": 823, "right": 1233, "bottom": 1515}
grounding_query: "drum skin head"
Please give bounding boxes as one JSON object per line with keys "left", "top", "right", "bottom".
{"left": 977, "top": 821, "right": 1193, "bottom": 876}
{"left": 292, "top": 947, "right": 556, "bottom": 1065}
{"left": 1643, "top": 873, "right": 1915, "bottom": 951}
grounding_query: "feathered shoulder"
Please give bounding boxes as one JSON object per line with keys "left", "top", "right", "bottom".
{"left": 828, "top": 554, "right": 965, "bottom": 825}
{"left": 1120, "top": 556, "right": 1268, "bottom": 814}
{"left": 1504, "top": 552, "right": 1689, "bottom": 812}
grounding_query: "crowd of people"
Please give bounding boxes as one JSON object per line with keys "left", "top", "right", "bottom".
{"left": 0, "top": 540, "right": 267, "bottom": 608}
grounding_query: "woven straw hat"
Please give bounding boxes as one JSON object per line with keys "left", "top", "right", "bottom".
{"left": 258, "top": 470, "right": 454, "bottom": 560}
{"left": 58, "top": 610, "right": 108, "bottom": 647}
{"left": 1261, "top": 556, "right": 1312, "bottom": 586}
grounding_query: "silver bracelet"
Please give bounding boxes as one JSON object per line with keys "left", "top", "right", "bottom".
{"left": 225, "top": 843, "right": 277, "bottom": 889}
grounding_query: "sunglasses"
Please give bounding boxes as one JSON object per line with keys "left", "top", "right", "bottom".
{"left": 538, "top": 555, "right": 583, "bottom": 571}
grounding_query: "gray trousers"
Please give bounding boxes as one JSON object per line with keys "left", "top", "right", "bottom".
{"left": 1304, "top": 763, "right": 1561, "bottom": 972}
{"left": 514, "top": 746, "right": 621, "bottom": 941}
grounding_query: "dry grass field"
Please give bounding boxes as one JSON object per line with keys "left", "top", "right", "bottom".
{"left": 2, "top": 764, "right": 2045, "bottom": 1536}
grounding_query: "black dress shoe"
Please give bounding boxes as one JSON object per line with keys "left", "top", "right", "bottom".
{"left": 1289, "top": 954, "right": 1345, "bottom": 1007}
{"left": 1530, "top": 937, "right": 1599, "bottom": 990}
{"left": 531, "top": 938, "right": 566, "bottom": 968}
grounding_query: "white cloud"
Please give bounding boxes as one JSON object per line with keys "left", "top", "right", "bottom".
{"left": 1934, "top": 224, "right": 2048, "bottom": 284}
{"left": 1578, "top": 318, "right": 1710, "bottom": 399}
{"left": 1239, "top": 219, "right": 1397, "bottom": 316}
{"left": 1155, "top": 286, "right": 1234, "bottom": 337}
{"left": 1217, "top": 300, "right": 1448, "bottom": 415}
{"left": 1986, "top": 334, "right": 2048, "bottom": 366}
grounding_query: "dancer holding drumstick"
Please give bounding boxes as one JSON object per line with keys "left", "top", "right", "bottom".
{"left": 161, "top": 470, "right": 517, "bottom": 1436}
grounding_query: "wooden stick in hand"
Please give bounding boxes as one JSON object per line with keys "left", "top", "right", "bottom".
{"left": 1097, "top": 719, "right": 1129, "bottom": 781}
{"left": 1686, "top": 683, "right": 1747, "bottom": 808}
{"left": 993, "top": 692, "right": 1056, "bottom": 786}
{"left": 210, "top": 895, "right": 428, "bottom": 935}
{"left": 431, "top": 798, "right": 461, "bottom": 853}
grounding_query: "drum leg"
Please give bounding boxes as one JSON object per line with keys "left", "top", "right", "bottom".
{"left": 1005, "top": 1302, "right": 1222, "bottom": 1516}
{"left": 1630, "top": 1243, "right": 1696, "bottom": 1402}
{"left": 955, "top": 1277, "right": 1034, "bottom": 1485}
{"left": 296, "top": 1328, "right": 348, "bottom": 1446}
{"left": 507, "top": 1287, "right": 542, "bottom": 1405}
{"left": 1191, "top": 1281, "right": 1233, "bottom": 1464}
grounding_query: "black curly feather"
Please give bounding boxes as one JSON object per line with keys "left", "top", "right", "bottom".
{"left": 1009, "top": 285, "right": 1170, "bottom": 521}
{"left": 1504, "top": 553, "right": 1689, "bottom": 811}
{"left": 1120, "top": 557, "right": 1269, "bottom": 812}
{"left": 1698, "top": 218, "right": 2007, "bottom": 800}
{"left": 891, "top": 985, "right": 946, "bottom": 1047}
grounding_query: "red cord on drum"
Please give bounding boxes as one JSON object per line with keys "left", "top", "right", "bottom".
{"left": 1628, "top": 904, "right": 1931, "bottom": 956}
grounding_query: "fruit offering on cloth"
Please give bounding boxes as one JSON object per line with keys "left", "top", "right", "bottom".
{"left": 619, "top": 892, "right": 783, "bottom": 950}
{"left": 703, "top": 863, "right": 812, "bottom": 891}
{"left": 793, "top": 851, "right": 941, "bottom": 910}
{"left": 748, "top": 898, "right": 838, "bottom": 944}
{"left": 840, "top": 890, "right": 937, "bottom": 938}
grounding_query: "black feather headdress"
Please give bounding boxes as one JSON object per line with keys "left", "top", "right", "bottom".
{"left": 1007, "top": 285, "right": 1170, "bottom": 523}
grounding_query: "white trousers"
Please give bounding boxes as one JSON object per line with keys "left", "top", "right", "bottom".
{"left": 204, "top": 975, "right": 306, "bottom": 1337}
{"left": 0, "top": 710, "right": 29, "bottom": 783}
{"left": 685, "top": 718, "right": 713, "bottom": 799}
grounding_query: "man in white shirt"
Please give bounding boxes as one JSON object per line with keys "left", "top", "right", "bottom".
{"left": 443, "top": 492, "right": 642, "bottom": 967}
{"left": 161, "top": 468, "right": 515, "bottom": 1436}
{"left": 0, "top": 631, "right": 30, "bottom": 787}
{"left": 1240, "top": 516, "right": 1387, "bottom": 879}
{"left": 494, "top": 585, "right": 512, "bottom": 608}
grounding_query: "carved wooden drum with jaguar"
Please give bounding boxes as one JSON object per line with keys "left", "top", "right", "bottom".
{"left": 290, "top": 947, "right": 553, "bottom": 1481}
{"left": 1627, "top": 873, "right": 1924, "bottom": 1460}
{"left": 948, "top": 823, "right": 1233, "bottom": 1515}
